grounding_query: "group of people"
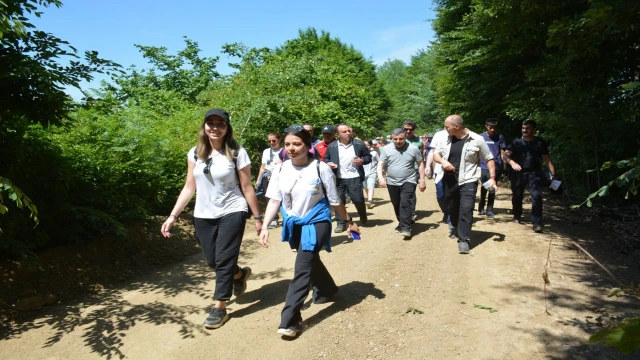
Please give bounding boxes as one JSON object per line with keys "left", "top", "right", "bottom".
{"left": 159, "top": 108, "right": 557, "bottom": 338}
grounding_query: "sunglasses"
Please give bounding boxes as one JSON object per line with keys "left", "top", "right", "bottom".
{"left": 203, "top": 158, "right": 212, "bottom": 175}
{"left": 403, "top": 128, "right": 415, "bottom": 132}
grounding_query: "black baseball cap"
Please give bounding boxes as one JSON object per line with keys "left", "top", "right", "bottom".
{"left": 321, "top": 125, "right": 335, "bottom": 133}
{"left": 204, "top": 108, "right": 230, "bottom": 122}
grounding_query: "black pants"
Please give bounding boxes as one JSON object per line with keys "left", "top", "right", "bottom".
{"left": 194, "top": 212, "right": 246, "bottom": 301}
{"left": 335, "top": 177, "right": 367, "bottom": 226}
{"left": 510, "top": 170, "right": 545, "bottom": 225}
{"left": 280, "top": 221, "right": 338, "bottom": 329}
{"left": 478, "top": 169, "right": 502, "bottom": 211}
{"left": 444, "top": 174, "right": 478, "bottom": 241}
{"left": 387, "top": 182, "right": 417, "bottom": 232}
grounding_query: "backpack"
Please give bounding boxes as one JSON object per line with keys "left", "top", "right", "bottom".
{"left": 193, "top": 148, "right": 253, "bottom": 218}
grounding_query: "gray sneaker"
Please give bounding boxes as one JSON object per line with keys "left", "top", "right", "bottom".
{"left": 448, "top": 226, "right": 458, "bottom": 239}
{"left": 458, "top": 240, "right": 470, "bottom": 254}
{"left": 401, "top": 230, "right": 412, "bottom": 240}
{"left": 233, "top": 267, "right": 251, "bottom": 297}
{"left": 204, "top": 308, "right": 229, "bottom": 329}
{"left": 334, "top": 224, "right": 346, "bottom": 233}
{"left": 277, "top": 325, "right": 300, "bottom": 338}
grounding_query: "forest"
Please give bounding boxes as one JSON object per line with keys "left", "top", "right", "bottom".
{"left": 1, "top": 0, "right": 639, "bottom": 258}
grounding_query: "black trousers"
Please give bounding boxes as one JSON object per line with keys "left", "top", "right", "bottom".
{"left": 194, "top": 212, "right": 246, "bottom": 301}
{"left": 510, "top": 170, "right": 545, "bottom": 225}
{"left": 478, "top": 169, "right": 502, "bottom": 211}
{"left": 335, "top": 177, "right": 367, "bottom": 225}
{"left": 280, "top": 221, "right": 338, "bottom": 329}
{"left": 444, "top": 174, "right": 478, "bottom": 241}
{"left": 387, "top": 182, "right": 417, "bottom": 232}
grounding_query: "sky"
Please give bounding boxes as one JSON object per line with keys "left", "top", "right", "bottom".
{"left": 32, "top": 0, "right": 437, "bottom": 99}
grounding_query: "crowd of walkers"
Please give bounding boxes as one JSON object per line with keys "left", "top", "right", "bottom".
{"left": 160, "top": 108, "right": 558, "bottom": 337}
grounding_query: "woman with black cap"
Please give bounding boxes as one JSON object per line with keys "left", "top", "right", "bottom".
{"left": 161, "top": 108, "right": 263, "bottom": 329}
{"left": 259, "top": 126, "right": 360, "bottom": 338}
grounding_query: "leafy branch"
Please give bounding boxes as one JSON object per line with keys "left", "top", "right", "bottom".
{"left": 0, "top": 177, "right": 39, "bottom": 233}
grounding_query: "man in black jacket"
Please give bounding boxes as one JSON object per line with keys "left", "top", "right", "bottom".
{"left": 324, "top": 123, "right": 371, "bottom": 232}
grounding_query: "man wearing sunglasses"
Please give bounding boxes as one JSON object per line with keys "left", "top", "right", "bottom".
{"left": 403, "top": 120, "right": 424, "bottom": 222}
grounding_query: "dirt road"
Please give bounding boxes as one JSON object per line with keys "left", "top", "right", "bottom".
{"left": 1, "top": 185, "right": 638, "bottom": 359}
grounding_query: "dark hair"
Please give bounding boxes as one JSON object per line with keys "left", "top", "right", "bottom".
{"left": 403, "top": 120, "right": 416, "bottom": 128}
{"left": 267, "top": 131, "right": 281, "bottom": 139}
{"left": 197, "top": 110, "right": 240, "bottom": 161}
{"left": 523, "top": 119, "right": 538, "bottom": 128}
{"left": 485, "top": 118, "right": 498, "bottom": 126}
{"left": 303, "top": 123, "right": 313, "bottom": 128}
{"left": 392, "top": 128, "right": 405, "bottom": 136}
{"left": 285, "top": 126, "right": 313, "bottom": 153}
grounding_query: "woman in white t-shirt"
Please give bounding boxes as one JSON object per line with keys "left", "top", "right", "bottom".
{"left": 161, "top": 108, "right": 263, "bottom": 330}
{"left": 259, "top": 126, "right": 360, "bottom": 338}
{"left": 362, "top": 140, "right": 379, "bottom": 208}
{"left": 255, "top": 131, "right": 283, "bottom": 228}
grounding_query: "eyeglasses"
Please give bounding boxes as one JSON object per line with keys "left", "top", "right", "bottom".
{"left": 403, "top": 128, "right": 415, "bottom": 132}
{"left": 203, "top": 158, "right": 212, "bottom": 174}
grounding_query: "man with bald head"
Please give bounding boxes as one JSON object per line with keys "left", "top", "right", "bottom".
{"left": 434, "top": 115, "right": 497, "bottom": 254}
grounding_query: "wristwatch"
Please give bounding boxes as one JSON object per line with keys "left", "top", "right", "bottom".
{"left": 346, "top": 217, "right": 354, "bottom": 224}
{"left": 253, "top": 215, "right": 264, "bottom": 221}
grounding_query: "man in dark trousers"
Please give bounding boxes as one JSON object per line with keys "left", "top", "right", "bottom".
{"left": 324, "top": 123, "right": 371, "bottom": 232}
{"left": 477, "top": 118, "right": 507, "bottom": 217}
{"left": 504, "top": 119, "right": 557, "bottom": 233}
{"left": 434, "top": 115, "right": 497, "bottom": 254}
{"left": 377, "top": 128, "right": 426, "bottom": 239}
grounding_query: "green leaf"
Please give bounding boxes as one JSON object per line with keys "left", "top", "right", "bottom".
{"left": 474, "top": 304, "right": 498, "bottom": 313}
{"left": 621, "top": 82, "right": 640, "bottom": 90}
{"left": 587, "top": 317, "right": 640, "bottom": 355}
{"left": 587, "top": 199, "right": 592, "bottom": 207}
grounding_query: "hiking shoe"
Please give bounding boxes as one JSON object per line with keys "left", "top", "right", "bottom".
{"left": 458, "top": 240, "right": 470, "bottom": 254}
{"left": 277, "top": 325, "right": 300, "bottom": 338}
{"left": 204, "top": 308, "right": 229, "bottom": 329}
{"left": 334, "top": 224, "right": 346, "bottom": 233}
{"left": 268, "top": 220, "right": 278, "bottom": 229}
{"left": 533, "top": 224, "right": 543, "bottom": 233}
{"left": 478, "top": 209, "right": 486, "bottom": 215}
{"left": 366, "top": 200, "right": 374, "bottom": 209}
{"left": 485, "top": 210, "right": 495, "bottom": 218}
{"left": 401, "top": 230, "right": 412, "bottom": 240}
{"left": 233, "top": 267, "right": 251, "bottom": 297}
{"left": 394, "top": 226, "right": 401, "bottom": 233}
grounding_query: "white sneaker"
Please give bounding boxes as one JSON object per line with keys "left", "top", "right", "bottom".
{"left": 366, "top": 200, "right": 374, "bottom": 209}
{"left": 277, "top": 327, "right": 299, "bottom": 337}
{"left": 268, "top": 220, "right": 278, "bottom": 229}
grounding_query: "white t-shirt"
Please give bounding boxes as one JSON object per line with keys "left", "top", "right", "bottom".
{"left": 188, "top": 147, "right": 250, "bottom": 219}
{"left": 265, "top": 160, "right": 340, "bottom": 218}
{"left": 261, "top": 147, "right": 282, "bottom": 172}
{"left": 430, "top": 130, "right": 449, "bottom": 184}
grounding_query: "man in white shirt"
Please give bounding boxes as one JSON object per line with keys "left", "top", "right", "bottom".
{"left": 425, "top": 129, "right": 450, "bottom": 223}
{"left": 324, "top": 124, "right": 371, "bottom": 232}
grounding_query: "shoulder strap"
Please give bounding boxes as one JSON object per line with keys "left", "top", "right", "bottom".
{"left": 233, "top": 149, "right": 245, "bottom": 196}
{"left": 316, "top": 160, "right": 327, "bottom": 198}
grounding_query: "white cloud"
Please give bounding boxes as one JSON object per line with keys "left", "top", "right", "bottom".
{"left": 373, "top": 42, "right": 431, "bottom": 66}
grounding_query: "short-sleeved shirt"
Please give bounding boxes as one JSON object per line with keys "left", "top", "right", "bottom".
{"left": 261, "top": 147, "right": 282, "bottom": 172}
{"left": 507, "top": 137, "right": 549, "bottom": 171}
{"left": 265, "top": 160, "right": 340, "bottom": 218}
{"left": 314, "top": 139, "right": 334, "bottom": 162}
{"left": 480, "top": 132, "right": 507, "bottom": 170}
{"left": 362, "top": 149, "right": 379, "bottom": 177}
{"left": 379, "top": 142, "right": 423, "bottom": 186}
{"left": 188, "top": 147, "right": 250, "bottom": 219}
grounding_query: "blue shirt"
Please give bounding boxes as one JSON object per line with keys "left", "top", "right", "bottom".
{"left": 480, "top": 132, "right": 506, "bottom": 170}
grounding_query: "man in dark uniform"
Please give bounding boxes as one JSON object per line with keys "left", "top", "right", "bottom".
{"left": 504, "top": 120, "right": 557, "bottom": 233}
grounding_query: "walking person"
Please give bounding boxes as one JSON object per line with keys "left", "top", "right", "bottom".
{"left": 377, "top": 128, "right": 426, "bottom": 239}
{"left": 425, "top": 129, "right": 450, "bottom": 223}
{"left": 161, "top": 108, "right": 262, "bottom": 329}
{"left": 303, "top": 123, "right": 321, "bottom": 146}
{"left": 314, "top": 125, "right": 336, "bottom": 162}
{"left": 477, "top": 118, "right": 507, "bottom": 217}
{"left": 259, "top": 126, "right": 360, "bottom": 338}
{"left": 256, "top": 131, "right": 283, "bottom": 228}
{"left": 403, "top": 120, "right": 424, "bottom": 221}
{"left": 362, "top": 139, "right": 379, "bottom": 208}
{"left": 504, "top": 119, "right": 557, "bottom": 233}
{"left": 433, "top": 115, "right": 497, "bottom": 254}
{"left": 324, "top": 123, "right": 371, "bottom": 231}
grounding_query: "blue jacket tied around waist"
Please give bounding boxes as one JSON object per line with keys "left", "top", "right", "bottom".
{"left": 281, "top": 198, "right": 333, "bottom": 252}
